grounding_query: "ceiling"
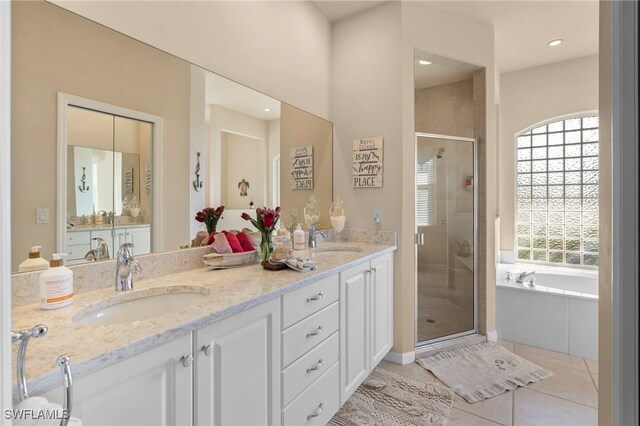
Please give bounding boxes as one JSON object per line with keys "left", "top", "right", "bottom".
{"left": 312, "top": 0, "right": 599, "bottom": 74}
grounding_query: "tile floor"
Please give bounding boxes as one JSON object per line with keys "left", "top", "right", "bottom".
{"left": 380, "top": 340, "right": 598, "bottom": 425}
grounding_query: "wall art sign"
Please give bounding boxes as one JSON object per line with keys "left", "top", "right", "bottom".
{"left": 124, "top": 167, "right": 134, "bottom": 194}
{"left": 290, "top": 145, "right": 314, "bottom": 190}
{"left": 353, "top": 136, "right": 383, "bottom": 188}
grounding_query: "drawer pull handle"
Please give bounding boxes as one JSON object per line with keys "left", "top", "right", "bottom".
{"left": 181, "top": 354, "right": 193, "bottom": 368}
{"left": 306, "top": 358, "right": 324, "bottom": 373}
{"left": 306, "top": 292, "right": 324, "bottom": 302}
{"left": 307, "top": 402, "right": 324, "bottom": 420}
{"left": 203, "top": 344, "right": 213, "bottom": 356}
{"left": 306, "top": 325, "right": 323, "bottom": 337}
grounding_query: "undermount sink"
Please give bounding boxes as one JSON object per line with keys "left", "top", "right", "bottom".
{"left": 73, "top": 285, "right": 210, "bottom": 327}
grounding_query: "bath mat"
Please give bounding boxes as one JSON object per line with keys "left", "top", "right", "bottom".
{"left": 329, "top": 367, "right": 454, "bottom": 426}
{"left": 416, "top": 342, "right": 553, "bottom": 403}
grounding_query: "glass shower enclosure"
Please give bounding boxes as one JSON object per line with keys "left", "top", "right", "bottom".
{"left": 416, "top": 133, "right": 476, "bottom": 345}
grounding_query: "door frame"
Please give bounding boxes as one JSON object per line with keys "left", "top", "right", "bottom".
{"left": 414, "top": 132, "right": 478, "bottom": 348}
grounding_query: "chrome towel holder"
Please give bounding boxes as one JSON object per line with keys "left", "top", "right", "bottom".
{"left": 11, "top": 324, "right": 74, "bottom": 426}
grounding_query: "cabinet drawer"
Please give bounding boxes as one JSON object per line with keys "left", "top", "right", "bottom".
{"left": 282, "top": 274, "right": 339, "bottom": 329}
{"left": 66, "top": 231, "right": 90, "bottom": 245}
{"left": 282, "top": 302, "right": 339, "bottom": 368}
{"left": 282, "top": 331, "right": 339, "bottom": 406}
{"left": 66, "top": 243, "right": 90, "bottom": 260}
{"left": 282, "top": 361, "right": 339, "bottom": 426}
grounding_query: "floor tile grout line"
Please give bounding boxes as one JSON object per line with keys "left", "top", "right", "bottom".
{"left": 588, "top": 370, "right": 599, "bottom": 393}
{"left": 453, "top": 405, "right": 509, "bottom": 426}
{"left": 523, "top": 386, "right": 599, "bottom": 409}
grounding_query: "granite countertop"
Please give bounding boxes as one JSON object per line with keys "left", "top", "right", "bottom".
{"left": 12, "top": 241, "right": 396, "bottom": 398}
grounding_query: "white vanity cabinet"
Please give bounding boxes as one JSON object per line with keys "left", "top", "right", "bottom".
{"left": 194, "top": 298, "right": 281, "bottom": 426}
{"left": 42, "top": 333, "right": 193, "bottom": 426}
{"left": 66, "top": 225, "right": 150, "bottom": 263}
{"left": 115, "top": 225, "right": 151, "bottom": 255}
{"left": 339, "top": 252, "right": 393, "bottom": 404}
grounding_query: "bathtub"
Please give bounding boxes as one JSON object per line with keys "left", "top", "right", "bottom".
{"left": 496, "top": 263, "right": 598, "bottom": 359}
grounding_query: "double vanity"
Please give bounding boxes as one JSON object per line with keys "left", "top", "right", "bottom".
{"left": 12, "top": 239, "right": 395, "bottom": 425}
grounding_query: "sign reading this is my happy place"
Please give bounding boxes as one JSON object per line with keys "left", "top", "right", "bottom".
{"left": 290, "top": 145, "right": 314, "bottom": 190}
{"left": 353, "top": 136, "right": 383, "bottom": 188}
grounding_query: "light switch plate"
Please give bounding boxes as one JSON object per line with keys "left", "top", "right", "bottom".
{"left": 36, "top": 208, "right": 49, "bottom": 224}
{"left": 373, "top": 210, "right": 382, "bottom": 225}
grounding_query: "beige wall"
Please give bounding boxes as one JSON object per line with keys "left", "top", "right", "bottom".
{"left": 498, "top": 55, "right": 599, "bottom": 251}
{"left": 11, "top": 1, "right": 191, "bottom": 270}
{"left": 332, "top": 1, "right": 496, "bottom": 355}
{"left": 51, "top": 0, "right": 331, "bottom": 120}
{"left": 220, "top": 133, "right": 264, "bottom": 210}
{"left": 280, "top": 103, "right": 333, "bottom": 230}
{"left": 415, "top": 79, "right": 475, "bottom": 137}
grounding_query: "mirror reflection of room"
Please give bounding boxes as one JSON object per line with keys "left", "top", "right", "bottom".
{"left": 65, "top": 106, "right": 152, "bottom": 264}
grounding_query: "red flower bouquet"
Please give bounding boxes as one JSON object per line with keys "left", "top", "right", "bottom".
{"left": 241, "top": 207, "right": 281, "bottom": 261}
{"left": 195, "top": 205, "right": 225, "bottom": 234}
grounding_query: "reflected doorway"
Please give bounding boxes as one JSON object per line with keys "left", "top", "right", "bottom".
{"left": 416, "top": 133, "right": 476, "bottom": 345}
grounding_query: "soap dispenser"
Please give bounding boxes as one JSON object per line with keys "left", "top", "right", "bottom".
{"left": 18, "top": 246, "right": 49, "bottom": 273}
{"left": 39, "top": 253, "right": 73, "bottom": 310}
{"left": 293, "top": 224, "right": 306, "bottom": 250}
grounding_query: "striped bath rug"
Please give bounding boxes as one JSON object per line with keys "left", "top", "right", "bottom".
{"left": 329, "top": 367, "right": 455, "bottom": 425}
{"left": 416, "top": 342, "right": 553, "bottom": 403}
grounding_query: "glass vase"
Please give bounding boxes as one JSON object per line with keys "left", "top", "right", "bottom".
{"left": 260, "top": 231, "right": 273, "bottom": 262}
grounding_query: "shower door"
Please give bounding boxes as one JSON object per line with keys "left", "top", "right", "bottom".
{"left": 416, "top": 133, "right": 476, "bottom": 345}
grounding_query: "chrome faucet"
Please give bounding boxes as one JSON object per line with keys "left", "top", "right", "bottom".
{"left": 516, "top": 270, "right": 535, "bottom": 283}
{"left": 115, "top": 243, "right": 141, "bottom": 292}
{"left": 308, "top": 225, "right": 327, "bottom": 249}
{"left": 84, "top": 237, "right": 110, "bottom": 262}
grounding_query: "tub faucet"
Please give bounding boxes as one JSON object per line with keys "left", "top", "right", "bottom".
{"left": 115, "top": 243, "right": 141, "bottom": 292}
{"left": 516, "top": 270, "right": 535, "bottom": 283}
{"left": 308, "top": 225, "right": 327, "bottom": 249}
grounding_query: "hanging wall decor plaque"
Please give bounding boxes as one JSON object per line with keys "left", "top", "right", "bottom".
{"left": 290, "top": 145, "right": 314, "bottom": 190}
{"left": 353, "top": 136, "right": 383, "bottom": 188}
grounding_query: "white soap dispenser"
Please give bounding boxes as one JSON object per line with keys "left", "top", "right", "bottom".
{"left": 39, "top": 253, "right": 73, "bottom": 310}
{"left": 18, "top": 246, "right": 49, "bottom": 273}
{"left": 293, "top": 224, "right": 306, "bottom": 250}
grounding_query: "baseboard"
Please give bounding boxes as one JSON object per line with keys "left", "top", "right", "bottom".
{"left": 487, "top": 330, "right": 498, "bottom": 342}
{"left": 383, "top": 350, "right": 416, "bottom": 365}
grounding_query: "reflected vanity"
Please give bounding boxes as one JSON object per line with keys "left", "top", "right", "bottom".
{"left": 11, "top": 0, "right": 332, "bottom": 271}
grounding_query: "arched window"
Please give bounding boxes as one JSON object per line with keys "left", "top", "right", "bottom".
{"left": 515, "top": 115, "right": 599, "bottom": 267}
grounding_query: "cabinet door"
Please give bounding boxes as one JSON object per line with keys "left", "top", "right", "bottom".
{"left": 127, "top": 226, "right": 151, "bottom": 255}
{"left": 370, "top": 253, "right": 394, "bottom": 367}
{"left": 195, "top": 298, "right": 281, "bottom": 426}
{"left": 41, "top": 334, "right": 193, "bottom": 426}
{"left": 339, "top": 262, "right": 370, "bottom": 404}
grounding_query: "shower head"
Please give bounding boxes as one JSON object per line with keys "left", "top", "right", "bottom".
{"left": 436, "top": 147, "right": 445, "bottom": 158}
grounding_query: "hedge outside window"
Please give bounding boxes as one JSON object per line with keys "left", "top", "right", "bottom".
{"left": 515, "top": 115, "right": 599, "bottom": 267}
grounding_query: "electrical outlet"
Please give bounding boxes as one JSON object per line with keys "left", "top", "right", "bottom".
{"left": 373, "top": 210, "right": 382, "bottom": 225}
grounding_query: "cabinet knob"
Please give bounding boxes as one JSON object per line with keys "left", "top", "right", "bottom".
{"left": 371, "top": 267, "right": 377, "bottom": 272}
{"left": 181, "top": 354, "right": 193, "bottom": 368}
{"left": 202, "top": 344, "right": 213, "bottom": 356}
{"left": 306, "top": 292, "right": 324, "bottom": 302}
{"left": 306, "top": 325, "right": 323, "bottom": 338}
{"left": 307, "top": 402, "right": 324, "bottom": 420}
{"left": 306, "top": 358, "right": 324, "bottom": 373}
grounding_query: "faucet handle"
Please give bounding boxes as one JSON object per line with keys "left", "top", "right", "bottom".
{"left": 117, "top": 242, "right": 135, "bottom": 258}
{"left": 128, "top": 258, "right": 142, "bottom": 274}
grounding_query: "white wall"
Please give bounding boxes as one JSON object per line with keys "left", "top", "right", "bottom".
{"left": 499, "top": 55, "right": 599, "bottom": 251}
{"left": 51, "top": 0, "right": 331, "bottom": 120}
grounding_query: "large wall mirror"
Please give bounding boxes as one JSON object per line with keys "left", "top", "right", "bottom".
{"left": 11, "top": 0, "right": 333, "bottom": 271}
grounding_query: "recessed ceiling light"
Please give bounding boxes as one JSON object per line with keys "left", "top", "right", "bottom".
{"left": 264, "top": 108, "right": 271, "bottom": 112}
{"left": 547, "top": 39, "right": 563, "bottom": 47}
{"left": 418, "top": 60, "right": 432, "bottom": 65}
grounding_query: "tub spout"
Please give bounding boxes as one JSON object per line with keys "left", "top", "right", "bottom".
{"left": 516, "top": 270, "right": 535, "bottom": 283}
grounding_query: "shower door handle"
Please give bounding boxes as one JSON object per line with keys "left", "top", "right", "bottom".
{"left": 415, "top": 233, "right": 425, "bottom": 245}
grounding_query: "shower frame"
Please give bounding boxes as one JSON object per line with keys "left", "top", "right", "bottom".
{"left": 414, "top": 132, "right": 479, "bottom": 349}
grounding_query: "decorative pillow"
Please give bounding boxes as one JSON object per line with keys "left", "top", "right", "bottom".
{"left": 223, "top": 231, "right": 245, "bottom": 253}
{"left": 211, "top": 232, "right": 232, "bottom": 254}
{"left": 235, "top": 232, "right": 256, "bottom": 252}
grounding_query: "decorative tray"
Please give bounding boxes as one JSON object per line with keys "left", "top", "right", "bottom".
{"left": 203, "top": 251, "right": 257, "bottom": 269}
